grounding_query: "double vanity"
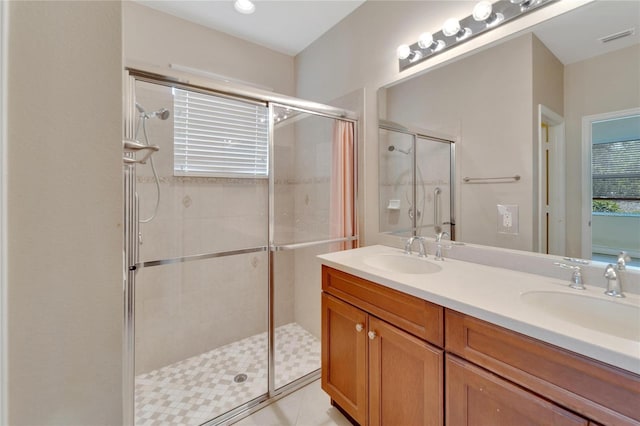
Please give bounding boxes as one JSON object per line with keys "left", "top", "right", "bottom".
{"left": 318, "top": 245, "right": 640, "bottom": 426}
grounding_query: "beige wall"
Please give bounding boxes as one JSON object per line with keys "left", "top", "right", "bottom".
{"left": 564, "top": 44, "right": 640, "bottom": 257}
{"left": 532, "top": 34, "right": 564, "bottom": 252}
{"left": 122, "top": 1, "right": 296, "bottom": 96}
{"left": 7, "top": 2, "right": 123, "bottom": 424}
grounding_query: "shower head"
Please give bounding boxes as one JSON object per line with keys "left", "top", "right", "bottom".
{"left": 388, "top": 145, "right": 411, "bottom": 155}
{"left": 153, "top": 108, "right": 170, "bottom": 120}
{"left": 136, "top": 103, "right": 170, "bottom": 120}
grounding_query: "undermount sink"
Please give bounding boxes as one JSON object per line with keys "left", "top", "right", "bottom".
{"left": 363, "top": 253, "right": 442, "bottom": 275}
{"left": 521, "top": 291, "right": 640, "bottom": 341}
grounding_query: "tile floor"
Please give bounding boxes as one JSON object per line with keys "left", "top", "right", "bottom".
{"left": 233, "top": 379, "right": 351, "bottom": 426}
{"left": 135, "top": 323, "right": 321, "bottom": 425}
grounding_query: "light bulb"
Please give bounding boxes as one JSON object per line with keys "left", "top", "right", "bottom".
{"left": 396, "top": 44, "right": 411, "bottom": 60}
{"left": 442, "top": 18, "right": 461, "bottom": 37}
{"left": 418, "top": 33, "right": 434, "bottom": 49}
{"left": 417, "top": 32, "right": 445, "bottom": 52}
{"left": 234, "top": 0, "right": 255, "bottom": 14}
{"left": 473, "top": 1, "right": 493, "bottom": 21}
{"left": 473, "top": 1, "right": 504, "bottom": 26}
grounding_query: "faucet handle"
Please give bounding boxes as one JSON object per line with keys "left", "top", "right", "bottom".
{"left": 433, "top": 242, "right": 452, "bottom": 261}
{"left": 435, "top": 231, "right": 451, "bottom": 243}
{"left": 617, "top": 252, "right": 631, "bottom": 270}
{"left": 562, "top": 257, "right": 590, "bottom": 265}
{"left": 553, "top": 262, "right": 585, "bottom": 290}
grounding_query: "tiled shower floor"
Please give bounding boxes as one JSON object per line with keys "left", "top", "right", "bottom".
{"left": 135, "top": 323, "right": 321, "bottom": 426}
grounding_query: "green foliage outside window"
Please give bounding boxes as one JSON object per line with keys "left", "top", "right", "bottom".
{"left": 592, "top": 200, "right": 621, "bottom": 213}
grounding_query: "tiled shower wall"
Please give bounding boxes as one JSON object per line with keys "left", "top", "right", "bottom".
{"left": 133, "top": 82, "right": 335, "bottom": 373}
{"left": 134, "top": 82, "right": 295, "bottom": 374}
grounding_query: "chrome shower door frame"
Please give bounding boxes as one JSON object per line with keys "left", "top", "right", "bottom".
{"left": 122, "top": 69, "right": 359, "bottom": 426}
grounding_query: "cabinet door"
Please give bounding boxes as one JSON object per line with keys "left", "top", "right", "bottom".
{"left": 322, "top": 293, "right": 368, "bottom": 425}
{"left": 446, "top": 355, "right": 588, "bottom": 426}
{"left": 369, "top": 316, "right": 443, "bottom": 426}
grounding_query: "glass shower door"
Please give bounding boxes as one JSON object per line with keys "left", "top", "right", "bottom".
{"left": 130, "top": 79, "right": 269, "bottom": 425}
{"left": 270, "top": 104, "right": 357, "bottom": 390}
{"left": 416, "top": 135, "right": 453, "bottom": 238}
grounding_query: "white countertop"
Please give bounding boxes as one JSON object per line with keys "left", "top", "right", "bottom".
{"left": 318, "top": 245, "right": 640, "bottom": 375}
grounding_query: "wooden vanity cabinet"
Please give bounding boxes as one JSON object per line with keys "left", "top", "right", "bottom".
{"left": 321, "top": 293, "right": 368, "bottom": 425}
{"left": 321, "top": 265, "right": 640, "bottom": 426}
{"left": 322, "top": 266, "right": 444, "bottom": 426}
{"left": 445, "top": 309, "right": 640, "bottom": 426}
{"left": 446, "top": 355, "right": 589, "bottom": 426}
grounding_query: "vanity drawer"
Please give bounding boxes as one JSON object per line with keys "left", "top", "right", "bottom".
{"left": 445, "top": 309, "right": 640, "bottom": 426}
{"left": 322, "top": 265, "right": 443, "bottom": 347}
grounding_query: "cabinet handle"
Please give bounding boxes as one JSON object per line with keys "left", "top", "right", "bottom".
{"left": 368, "top": 331, "right": 377, "bottom": 340}
{"left": 355, "top": 323, "right": 364, "bottom": 332}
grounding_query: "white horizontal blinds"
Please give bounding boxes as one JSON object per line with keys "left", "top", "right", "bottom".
{"left": 173, "top": 88, "right": 269, "bottom": 177}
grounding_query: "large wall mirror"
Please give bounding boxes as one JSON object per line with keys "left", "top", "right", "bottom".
{"left": 378, "top": 1, "right": 640, "bottom": 265}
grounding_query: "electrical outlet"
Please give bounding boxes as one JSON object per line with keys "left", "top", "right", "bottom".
{"left": 497, "top": 204, "right": 519, "bottom": 234}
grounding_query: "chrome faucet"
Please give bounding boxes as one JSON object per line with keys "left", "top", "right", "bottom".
{"left": 553, "top": 262, "right": 585, "bottom": 290}
{"left": 434, "top": 231, "right": 451, "bottom": 261}
{"left": 405, "top": 236, "right": 427, "bottom": 257}
{"left": 604, "top": 252, "right": 631, "bottom": 298}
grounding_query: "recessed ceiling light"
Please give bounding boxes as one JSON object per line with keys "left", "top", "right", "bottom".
{"left": 234, "top": 0, "right": 255, "bottom": 15}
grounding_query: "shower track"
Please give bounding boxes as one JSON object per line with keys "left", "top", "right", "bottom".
{"left": 134, "top": 322, "right": 320, "bottom": 426}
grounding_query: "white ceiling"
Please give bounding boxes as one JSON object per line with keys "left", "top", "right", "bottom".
{"left": 533, "top": 0, "right": 640, "bottom": 65}
{"left": 134, "top": 1, "right": 639, "bottom": 62}
{"left": 134, "top": 0, "right": 366, "bottom": 56}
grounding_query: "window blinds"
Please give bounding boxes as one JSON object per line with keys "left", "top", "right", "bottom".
{"left": 173, "top": 88, "right": 269, "bottom": 177}
{"left": 592, "top": 139, "right": 640, "bottom": 199}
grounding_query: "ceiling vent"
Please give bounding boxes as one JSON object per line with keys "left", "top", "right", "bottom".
{"left": 599, "top": 28, "right": 636, "bottom": 44}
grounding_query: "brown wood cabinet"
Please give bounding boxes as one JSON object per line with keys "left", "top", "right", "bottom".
{"left": 446, "top": 355, "right": 588, "bottom": 426}
{"left": 322, "top": 266, "right": 444, "bottom": 426}
{"left": 322, "top": 293, "right": 368, "bottom": 425}
{"left": 445, "top": 309, "right": 640, "bottom": 426}
{"left": 369, "top": 316, "right": 443, "bottom": 426}
{"left": 321, "top": 265, "right": 640, "bottom": 426}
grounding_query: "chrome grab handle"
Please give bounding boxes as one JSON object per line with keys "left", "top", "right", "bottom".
{"left": 368, "top": 331, "right": 377, "bottom": 340}
{"left": 434, "top": 187, "right": 442, "bottom": 234}
{"left": 355, "top": 323, "right": 364, "bottom": 332}
{"left": 123, "top": 139, "right": 160, "bottom": 164}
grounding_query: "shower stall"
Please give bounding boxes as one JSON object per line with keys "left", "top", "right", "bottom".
{"left": 123, "top": 69, "right": 358, "bottom": 425}
{"left": 378, "top": 120, "right": 455, "bottom": 239}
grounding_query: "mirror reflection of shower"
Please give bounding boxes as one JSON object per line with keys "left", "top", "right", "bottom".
{"left": 388, "top": 142, "right": 425, "bottom": 233}
{"left": 135, "top": 102, "right": 170, "bottom": 223}
{"left": 379, "top": 124, "right": 455, "bottom": 239}
{"left": 388, "top": 145, "right": 412, "bottom": 155}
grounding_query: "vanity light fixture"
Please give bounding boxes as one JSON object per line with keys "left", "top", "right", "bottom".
{"left": 473, "top": 1, "right": 504, "bottom": 27}
{"left": 397, "top": 0, "right": 554, "bottom": 72}
{"left": 234, "top": 0, "right": 255, "bottom": 15}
